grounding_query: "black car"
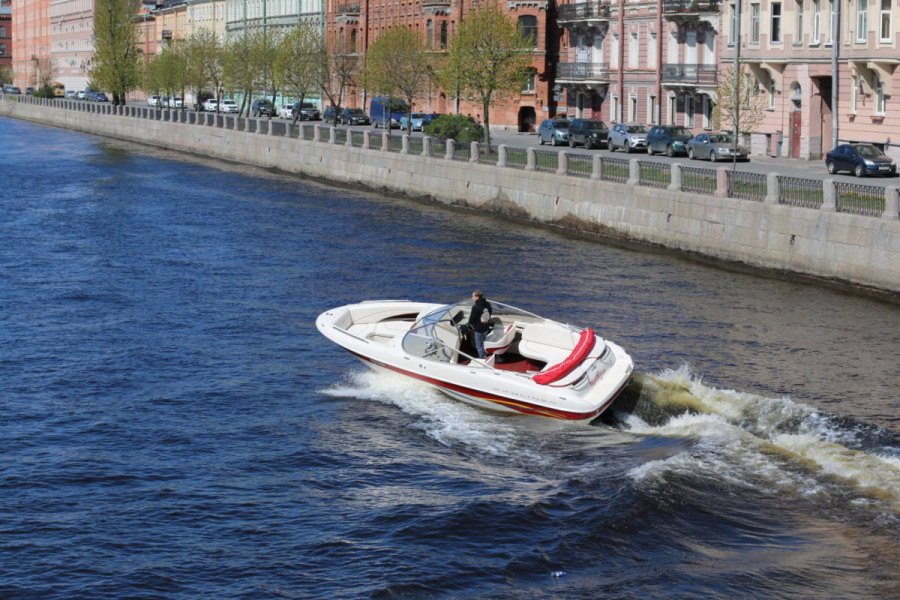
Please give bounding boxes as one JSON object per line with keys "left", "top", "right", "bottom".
{"left": 291, "top": 101, "right": 321, "bottom": 121}
{"left": 251, "top": 99, "right": 276, "bottom": 117}
{"left": 825, "top": 143, "right": 897, "bottom": 177}
{"left": 568, "top": 118, "right": 609, "bottom": 149}
{"left": 339, "top": 108, "right": 370, "bottom": 126}
{"left": 647, "top": 125, "right": 694, "bottom": 156}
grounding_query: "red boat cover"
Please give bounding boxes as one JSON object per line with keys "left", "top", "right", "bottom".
{"left": 532, "top": 328, "right": 596, "bottom": 385}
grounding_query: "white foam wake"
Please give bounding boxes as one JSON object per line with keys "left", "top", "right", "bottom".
{"left": 625, "top": 365, "right": 900, "bottom": 511}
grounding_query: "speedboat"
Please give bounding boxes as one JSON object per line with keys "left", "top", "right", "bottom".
{"left": 316, "top": 299, "right": 634, "bottom": 421}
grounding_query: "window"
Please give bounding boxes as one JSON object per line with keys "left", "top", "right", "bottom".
{"left": 812, "top": 0, "right": 820, "bottom": 42}
{"left": 751, "top": 3, "right": 761, "bottom": 42}
{"left": 628, "top": 32, "right": 638, "bottom": 68}
{"left": 850, "top": 74, "right": 858, "bottom": 112}
{"left": 440, "top": 22, "right": 448, "bottom": 49}
{"left": 730, "top": 3, "right": 739, "bottom": 42}
{"left": 0, "top": 26, "right": 6, "bottom": 37}
{"left": 426, "top": 20, "right": 433, "bottom": 50}
{"left": 772, "top": 2, "right": 782, "bottom": 42}
{"left": 795, "top": 0, "right": 804, "bottom": 43}
{"left": 857, "top": 0, "right": 868, "bottom": 41}
{"left": 629, "top": 95, "right": 637, "bottom": 122}
{"left": 649, "top": 94, "right": 657, "bottom": 123}
{"left": 685, "top": 95, "right": 695, "bottom": 127}
{"left": 522, "top": 69, "right": 537, "bottom": 93}
{"left": 518, "top": 15, "right": 538, "bottom": 48}
{"left": 875, "top": 78, "right": 886, "bottom": 113}
{"left": 611, "top": 94, "right": 619, "bottom": 122}
{"left": 0, "top": 43, "right": 5, "bottom": 56}
{"left": 667, "top": 95, "right": 676, "bottom": 125}
{"left": 611, "top": 34, "right": 619, "bottom": 68}
{"left": 648, "top": 32, "right": 657, "bottom": 68}
{"left": 828, "top": 0, "right": 835, "bottom": 42}
{"left": 768, "top": 77, "right": 776, "bottom": 109}
{"left": 880, "top": 0, "right": 892, "bottom": 41}
{"left": 350, "top": 29, "right": 357, "bottom": 53}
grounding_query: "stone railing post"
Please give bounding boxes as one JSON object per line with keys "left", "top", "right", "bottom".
{"left": 765, "top": 172, "right": 780, "bottom": 204}
{"left": 470, "top": 141, "right": 479, "bottom": 163}
{"left": 363, "top": 130, "right": 371, "bottom": 150}
{"left": 591, "top": 154, "right": 603, "bottom": 180}
{"left": 556, "top": 150, "right": 568, "bottom": 175}
{"left": 232, "top": 116, "right": 240, "bottom": 131}
{"left": 329, "top": 126, "right": 337, "bottom": 143}
{"left": 498, "top": 145, "right": 508, "bottom": 168}
{"left": 381, "top": 131, "right": 390, "bottom": 151}
{"left": 715, "top": 167, "right": 729, "bottom": 197}
{"left": 267, "top": 118, "right": 274, "bottom": 135}
{"left": 821, "top": 179, "right": 837, "bottom": 212}
{"left": 401, "top": 134, "right": 410, "bottom": 154}
{"left": 628, "top": 159, "right": 641, "bottom": 185}
{"left": 422, "top": 136, "right": 431, "bottom": 157}
{"left": 884, "top": 186, "right": 900, "bottom": 220}
{"left": 313, "top": 124, "right": 322, "bottom": 142}
{"left": 525, "top": 148, "right": 536, "bottom": 171}
{"left": 346, "top": 128, "right": 354, "bottom": 147}
{"left": 244, "top": 117, "right": 252, "bottom": 132}
{"left": 668, "top": 163, "right": 683, "bottom": 192}
{"left": 445, "top": 139, "right": 455, "bottom": 160}
{"left": 284, "top": 122, "right": 292, "bottom": 138}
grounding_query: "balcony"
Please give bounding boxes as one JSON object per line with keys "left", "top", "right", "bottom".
{"left": 662, "top": 0, "right": 719, "bottom": 13}
{"left": 336, "top": 4, "right": 361, "bottom": 23}
{"left": 557, "top": 1, "right": 612, "bottom": 24}
{"left": 422, "top": 0, "right": 452, "bottom": 15}
{"left": 661, "top": 63, "right": 718, "bottom": 86}
{"left": 556, "top": 62, "right": 610, "bottom": 82}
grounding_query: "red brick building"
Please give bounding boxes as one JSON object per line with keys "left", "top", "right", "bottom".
{"left": 326, "top": 0, "right": 560, "bottom": 132}
{"left": 0, "top": 1, "right": 11, "bottom": 70}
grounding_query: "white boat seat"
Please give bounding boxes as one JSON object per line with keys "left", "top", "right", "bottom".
{"left": 516, "top": 322, "right": 580, "bottom": 365}
{"left": 484, "top": 324, "right": 516, "bottom": 355}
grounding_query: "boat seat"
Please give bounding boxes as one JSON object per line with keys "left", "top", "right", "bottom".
{"left": 516, "top": 323, "right": 580, "bottom": 365}
{"left": 484, "top": 324, "right": 517, "bottom": 355}
{"left": 350, "top": 319, "right": 412, "bottom": 342}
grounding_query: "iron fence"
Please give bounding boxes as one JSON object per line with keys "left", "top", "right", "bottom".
{"left": 428, "top": 138, "right": 447, "bottom": 158}
{"left": 408, "top": 136, "right": 424, "bottom": 155}
{"left": 778, "top": 176, "right": 823, "bottom": 208}
{"left": 638, "top": 161, "right": 671, "bottom": 188}
{"left": 505, "top": 147, "right": 528, "bottom": 169}
{"left": 835, "top": 182, "right": 885, "bottom": 216}
{"left": 600, "top": 157, "right": 629, "bottom": 183}
{"left": 681, "top": 166, "right": 718, "bottom": 194}
{"left": 565, "top": 153, "right": 593, "bottom": 178}
{"left": 386, "top": 135, "right": 404, "bottom": 152}
{"left": 452, "top": 143, "right": 471, "bottom": 161}
{"left": 350, "top": 130, "right": 365, "bottom": 147}
{"left": 727, "top": 170, "right": 767, "bottom": 201}
{"left": 334, "top": 128, "right": 348, "bottom": 144}
{"left": 478, "top": 144, "right": 499, "bottom": 165}
{"left": 534, "top": 149, "right": 559, "bottom": 173}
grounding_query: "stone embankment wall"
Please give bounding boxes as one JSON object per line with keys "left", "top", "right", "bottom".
{"left": 3, "top": 97, "right": 899, "bottom": 297}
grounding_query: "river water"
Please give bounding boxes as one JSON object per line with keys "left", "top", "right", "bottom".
{"left": 1, "top": 116, "right": 898, "bottom": 600}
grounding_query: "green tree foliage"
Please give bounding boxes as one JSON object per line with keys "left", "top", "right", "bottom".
{"left": 440, "top": 1, "right": 532, "bottom": 145}
{"left": 91, "top": 0, "right": 142, "bottom": 105}
{"left": 274, "top": 24, "right": 323, "bottom": 124}
{"left": 423, "top": 114, "right": 484, "bottom": 142}
{"left": 361, "top": 26, "right": 431, "bottom": 135}
{"left": 0, "top": 66, "right": 12, "bottom": 87}
{"left": 223, "top": 28, "right": 279, "bottom": 116}
{"left": 712, "top": 65, "right": 767, "bottom": 135}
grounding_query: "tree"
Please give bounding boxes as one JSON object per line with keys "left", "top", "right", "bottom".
{"left": 313, "top": 37, "right": 357, "bottom": 126}
{"left": 273, "top": 24, "right": 322, "bottom": 124}
{"left": 712, "top": 65, "right": 767, "bottom": 137}
{"left": 188, "top": 29, "right": 225, "bottom": 110}
{"left": 361, "top": 26, "right": 431, "bottom": 135}
{"left": 0, "top": 66, "right": 12, "bottom": 88}
{"left": 441, "top": 1, "right": 533, "bottom": 146}
{"left": 183, "top": 32, "right": 213, "bottom": 109}
{"left": 223, "top": 28, "right": 278, "bottom": 117}
{"left": 91, "top": 0, "right": 142, "bottom": 105}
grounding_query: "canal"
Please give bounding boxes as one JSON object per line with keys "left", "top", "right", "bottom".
{"left": 1, "top": 116, "right": 898, "bottom": 599}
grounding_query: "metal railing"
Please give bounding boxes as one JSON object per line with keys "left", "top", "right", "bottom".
{"left": 478, "top": 144, "right": 499, "bottom": 165}
{"left": 452, "top": 142, "right": 471, "bottom": 161}
{"left": 638, "top": 161, "right": 671, "bottom": 188}
{"left": 566, "top": 153, "right": 593, "bottom": 178}
{"left": 350, "top": 130, "right": 365, "bottom": 147}
{"left": 506, "top": 147, "right": 528, "bottom": 169}
{"left": 661, "top": 63, "right": 718, "bottom": 85}
{"left": 681, "top": 166, "right": 718, "bottom": 194}
{"left": 428, "top": 138, "right": 447, "bottom": 158}
{"left": 408, "top": 136, "right": 424, "bottom": 155}
{"left": 835, "top": 182, "right": 885, "bottom": 216}
{"left": 778, "top": 176, "right": 823, "bottom": 208}
{"left": 534, "top": 149, "right": 559, "bottom": 173}
{"left": 334, "top": 128, "right": 348, "bottom": 144}
{"left": 728, "top": 170, "right": 766, "bottom": 201}
{"left": 662, "top": 0, "right": 720, "bottom": 12}
{"left": 557, "top": 1, "right": 612, "bottom": 21}
{"left": 556, "top": 62, "right": 610, "bottom": 80}
{"left": 601, "top": 157, "right": 629, "bottom": 183}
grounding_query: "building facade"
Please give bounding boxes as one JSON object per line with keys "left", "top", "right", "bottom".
{"left": 725, "top": 0, "right": 900, "bottom": 159}
{"left": 49, "top": 0, "right": 94, "bottom": 92}
{"left": 11, "top": 0, "right": 51, "bottom": 89}
{"left": 225, "top": 0, "right": 323, "bottom": 35}
{"left": 1, "top": 1, "right": 11, "bottom": 71}
{"left": 326, "top": 0, "right": 557, "bottom": 131}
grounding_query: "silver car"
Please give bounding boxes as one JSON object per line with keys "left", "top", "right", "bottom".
{"left": 538, "top": 119, "right": 570, "bottom": 146}
{"left": 608, "top": 123, "right": 649, "bottom": 152}
{"left": 687, "top": 133, "right": 751, "bottom": 162}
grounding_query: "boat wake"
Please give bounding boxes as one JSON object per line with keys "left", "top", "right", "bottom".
{"left": 615, "top": 365, "right": 900, "bottom": 514}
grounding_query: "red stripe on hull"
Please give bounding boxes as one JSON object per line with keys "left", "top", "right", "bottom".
{"left": 345, "top": 349, "right": 627, "bottom": 421}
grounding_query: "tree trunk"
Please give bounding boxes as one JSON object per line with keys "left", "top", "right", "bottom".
{"left": 482, "top": 97, "right": 491, "bottom": 146}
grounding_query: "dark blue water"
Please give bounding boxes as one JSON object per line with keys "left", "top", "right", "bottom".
{"left": 1, "top": 117, "right": 898, "bottom": 600}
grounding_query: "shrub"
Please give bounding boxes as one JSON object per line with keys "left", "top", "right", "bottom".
{"left": 424, "top": 114, "right": 484, "bottom": 143}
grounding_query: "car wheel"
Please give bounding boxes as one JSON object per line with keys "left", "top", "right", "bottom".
{"left": 586, "top": 140, "right": 595, "bottom": 150}
{"left": 854, "top": 163, "right": 865, "bottom": 177}
{"left": 647, "top": 145, "right": 655, "bottom": 156}
{"left": 569, "top": 138, "right": 576, "bottom": 148}
{"left": 688, "top": 147, "right": 696, "bottom": 160}
{"left": 710, "top": 150, "right": 719, "bottom": 162}
{"left": 826, "top": 160, "right": 837, "bottom": 175}
{"left": 666, "top": 145, "right": 676, "bottom": 158}
{"left": 539, "top": 135, "right": 545, "bottom": 145}
{"left": 624, "top": 144, "right": 632, "bottom": 154}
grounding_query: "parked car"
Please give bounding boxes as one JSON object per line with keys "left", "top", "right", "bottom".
{"left": 647, "top": 125, "right": 694, "bottom": 156}
{"left": 686, "top": 133, "right": 750, "bottom": 162}
{"left": 825, "top": 143, "right": 897, "bottom": 177}
{"left": 76, "top": 90, "right": 86, "bottom": 100}
{"left": 399, "top": 112, "right": 439, "bottom": 131}
{"left": 322, "top": 105, "right": 339, "bottom": 123}
{"left": 25, "top": 87, "right": 35, "bottom": 95}
{"left": 3, "top": 85, "right": 22, "bottom": 94}
{"left": 251, "top": 98, "right": 276, "bottom": 117}
{"left": 87, "top": 91, "right": 109, "bottom": 102}
{"left": 65, "top": 90, "right": 77, "bottom": 99}
{"left": 147, "top": 95, "right": 162, "bottom": 107}
{"left": 292, "top": 102, "right": 321, "bottom": 121}
{"left": 277, "top": 103, "right": 294, "bottom": 119}
{"left": 369, "top": 97, "right": 408, "bottom": 128}
{"left": 218, "top": 99, "right": 239, "bottom": 113}
{"left": 340, "top": 108, "right": 370, "bottom": 125}
{"left": 162, "top": 96, "right": 183, "bottom": 108}
{"left": 608, "top": 123, "right": 649, "bottom": 152}
{"left": 202, "top": 99, "right": 219, "bottom": 111}
{"left": 568, "top": 118, "right": 609, "bottom": 149}
{"left": 537, "top": 118, "right": 570, "bottom": 146}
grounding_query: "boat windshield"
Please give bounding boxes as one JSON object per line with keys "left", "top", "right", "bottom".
{"left": 401, "top": 300, "right": 540, "bottom": 363}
